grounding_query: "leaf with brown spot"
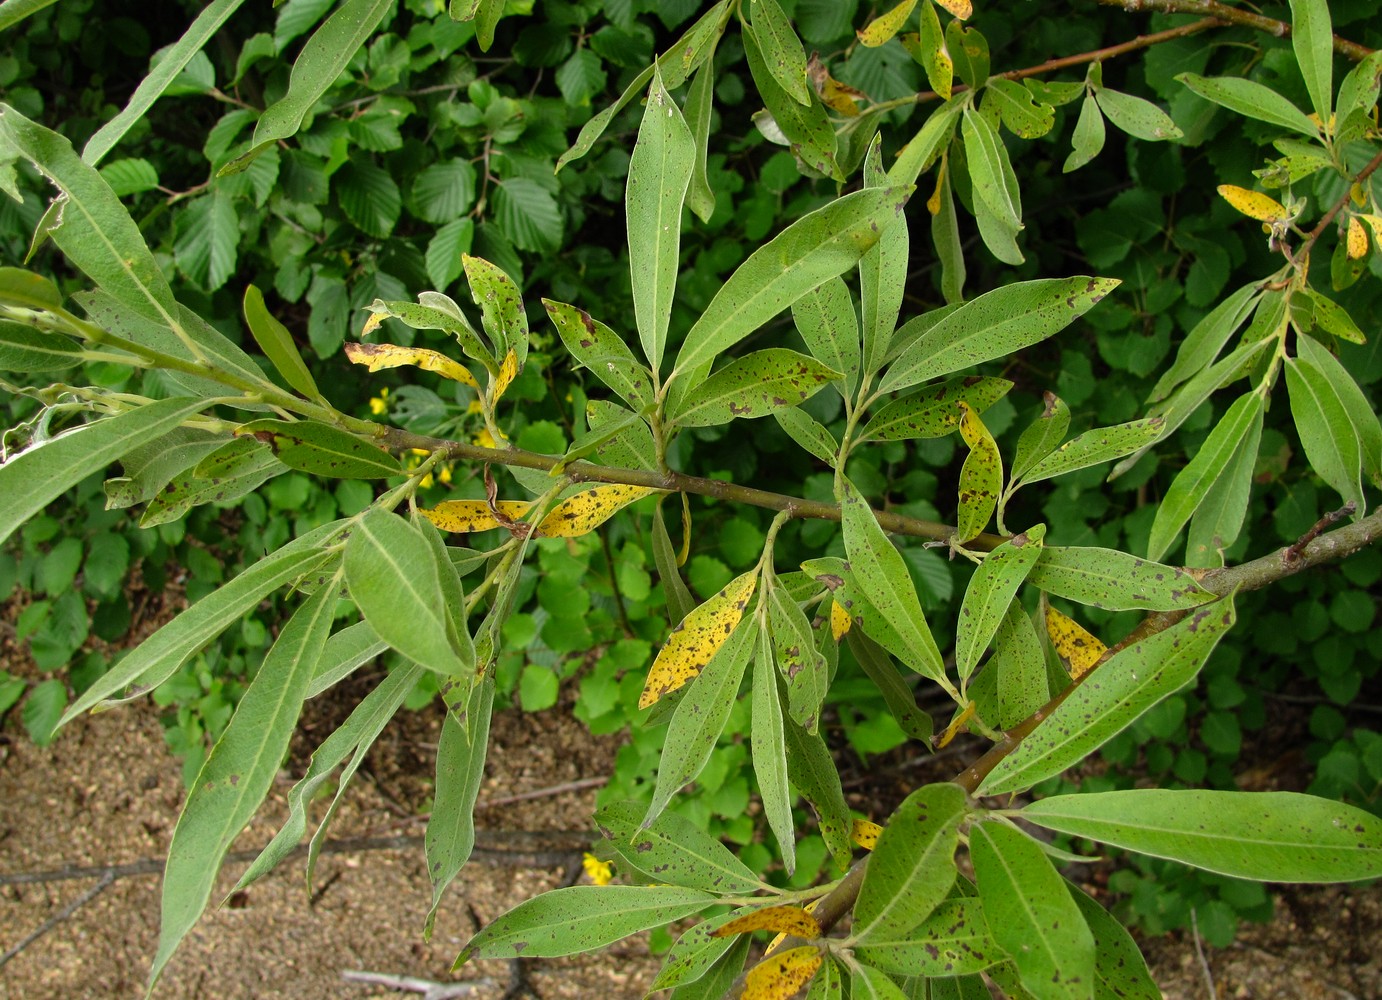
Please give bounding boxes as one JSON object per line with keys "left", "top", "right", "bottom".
{"left": 858, "top": 0, "right": 917, "bottom": 47}
{"left": 955, "top": 401, "right": 1001, "bottom": 543}
{"left": 490, "top": 348, "right": 518, "bottom": 405}
{"left": 344, "top": 341, "right": 478, "bottom": 389}
{"left": 713, "top": 905, "right": 821, "bottom": 940}
{"left": 743, "top": 945, "right": 823, "bottom": 1000}
{"left": 537, "top": 485, "right": 662, "bottom": 538}
{"left": 861, "top": 376, "right": 1012, "bottom": 442}
{"left": 829, "top": 599, "right": 851, "bottom": 640}
{"left": 954, "top": 524, "right": 1045, "bottom": 679}
{"left": 640, "top": 570, "right": 759, "bottom": 708}
{"left": 462, "top": 254, "right": 528, "bottom": 370}
{"left": 668, "top": 348, "right": 841, "bottom": 428}
{"left": 418, "top": 500, "right": 533, "bottom": 534}
{"left": 1044, "top": 603, "right": 1106, "bottom": 679}
{"left": 851, "top": 818, "right": 883, "bottom": 851}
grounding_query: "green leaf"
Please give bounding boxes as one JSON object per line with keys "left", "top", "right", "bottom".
{"left": 596, "top": 800, "right": 765, "bottom": 895}
{"left": 913, "top": 0, "right": 953, "bottom": 100}
{"left": 988, "top": 598, "right": 1048, "bottom": 730}
{"left": 683, "top": 53, "right": 717, "bottom": 224}
{"left": 1297, "top": 335, "right": 1382, "bottom": 488}
{"left": 1148, "top": 281, "right": 1260, "bottom": 403}
{"left": 752, "top": 631, "right": 796, "bottom": 874}
{"left": 150, "top": 584, "right": 336, "bottom": 991}
{"left": 1185, "top": 406, "right": 1263, "bottom": 567}
{"left": 82, "top": 0, "right": 246, "bottom": 166}
{"left": 751, "top": 0, "right": 812, "bottom": 105}
{"left": 1027, "top": 546, "right": 1214, "bottom": 612}
{"left": 545, "top": 299, "right": 653, "bottom": 412}
{"left": 236, "top": 662, "right": 422, "bottom": 891}
{"left": 627, "top": 66, "right": 693, "bottom": 375}
{"left": 1069, "top": 885, "right": 1163, "bottom": 1000}
{"left": 1287, "top": 355, "right": 1366, "bottom": 514}
{"left": 839, "top": 478, "right": 947, "bottom": 684}
{"left": 493, "top": 176, "right": 563, "bottom": 253}
{"left": 555, "top": 47, "right": 607, "bottom": 107}
{"left": 793, "top": 277, "right": 860, "bottom": 396}
{"left": 140, "top": 437, "right": 285, "bottom": 528}
{"left": 782, "top": 714, "right": 854, "bottom": 870}
{"left": 742, "top": 21, "right": 840, "bottom": 180}
{"left": 1093, "top": 87, "right": 1182, "bottom": 141}
{"left": 1147, "top": 392, "right": 1265, "bottom": 561}
{"left": 236, "top": 418, "right": 402, "bottom": 479}
{"left": 0, "top": 320, "right": 82, "bottom": 371}
{"left": 0, "top": 397, "right": 211, "bottom": 548}
{"left": 336, "top": 160, "right": 402, "bottom": 238}
{"left": 1010, "top": 393, "right": 1070, "bottom": 481}
{"left": 652, "top": 911, "right": 748, "bottom": 992}
{"left": 306, "top": 619, "right": 388, "bottom": 699}
{"left": 345, "top": 509, "right": 471, "bottom": 677}
{"left": 1024, "top": 790, "right": 1382, "bottom": 883}
{"left": 881, "top": 278, "right": 1119, "bottom": 394}
{"left": 850, "top": 963, "right": 909, "bottom": 1000}
{"left": 426, "top": 218, "right": 475, "bottom": 290}
{"left": 1335, "top": 51, "right": 1382, "bottom": 128}
{"left": 673, "top": 186, "right": 909, "bottom": 377}
{"left": 970, "top": 822, "right": 1095, "bottom": 1000}
{"left": 888, "top": 97, "right": 963, "bottom": 187}
{"left": 956, "top": 526, "right": 1045, "bottom": 679}
{"left": 862, "top": 377, "right": 1012, "bottom": 442}
{"left": 1176, "top": 73, "right": 1319, "bottom": 138}
{"left": 1018, "top": 414, "right": 1165, "bottom": 485}
{"left": 653, "top": 500, "right": 696, "bottom": 624}
{"left": 774, "top": 407, "right": 839, "bottom": 464}
{"left": 961, "top": 107, "right": 1022, "bottom": 260}
{"left": 860, "top": 138, "right": 909, "bottom": 376}
{"left": 243, "top": 285, "right": 321, "bottom": 402}
{"left": 456, "top": 885, "right": 715, "bottom": 964}
{"left": 644, "top": 619, "right": 755, "bottom": 826}
{"left": 854, "top": 783, "right": 966, "bottom": 942}
{"left": 463, "top": 254, "right": 529, "bottom": 371}
{"left": 98, "top": 157, "right": 159, "bottom": 196}
{"left": 947, "top": 20, "right": 989, "bottom": 90}
{"left": 847, "top": 631, "right": 934, "bottom": 743}
{"left": 978, "top": 596, "right": 1236, "bottom": 796}
{"left": 222, "top": 0, "right": 394, "bottom": 174}
{"left": 670, "top": 935, "right": 751, "bottom": 1000}
{"left": 1064, "top": 92, "right": 1106, "bottom": 172}
{"left": 425, "top": 673, "right": 494, "bottom": 933}
{"left": 985, "top": 78, "right": 1055, "bottom": 139}
{"left": 410, "top": 159, "right": 477, "bottom": 223}
{"left": 931, "top": 148, "right": 966, "bottom": 303}
{"left": 0, "top": 0, "right": 59, "bottom": 32}
{"left": 22, "top": 677, "right": 66, "bottom": 746}
{"left": 1289, "top": 0, "right": 1333, "bottom": 123}
{"left": 855, "top": 898, "right": 1000, "bottom": 977}
{"left": 669, "top": 349, "right": 841, "bottom": 427}
{"left": 767, "top": 573, "right": 829, "bottom": 733}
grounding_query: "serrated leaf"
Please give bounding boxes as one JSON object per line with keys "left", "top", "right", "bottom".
{"left": 641, "top": 571, "right": 758, "bottom": 708}
{"left": 1177, "top": 73, "right": 1319, "bottom": 137}
{"left": 426, "top": 217, "right": 475, "bottom": 290}
{"left": 493, "top": 176, "right": 563, "bottom": 253}
{"left": 854, "top": 783, "right": 966, "bottom": 942}
{"left": 1025, "top": 790, "right": 1382, "bottom": 883}
{"left": 1018, "top": 416, "right": 1164, "bottom": 487}
{"left": 752, "top": 633, "right": 796, "bottom": 874}
{"left": 978, "top": 597, "right": 1236, "bottom": 795}
{"left": 244, "top": 285, "right": 321, "bottom": 401}
{"left": 670, "top": 349, "right": 841, "bottom": 427}
{"left": 881, "top": 277, "right": 1119, "bottom": 394}
{"left": 596, "top": 800, "right": 765, "bottom": 895}
{"left": 956, "top": 526, "right": 1044, "bottom": 679}
{"left": 410, "top": 159, "right": 477, "bottom": 223}
{"left": 98, "top": 156, "right": 159, "bottom": 195}
{"left": 970, "top": 822, "right": 1095, "bottom": 1000}
{"left": 1044, "top": 605, "right": 1106, "bottom": 680}
{"left": 336, "top": 160, "right": 401, "bottom": 238}
{"left": 1028, "top": 547, "right": 1213, "bottom": 611}
{"left": 752, "top": 0, "right": 812, "bottom": 104}
{"left": 1287, "top": 355, "right": 1366, "bottom": 514}
{"left": 955, "top": 402, "right": 1001, "bottom": 543}
{"left": 236, "top": 418, "right": 402, "bottom": 478}
{"left": 456, "top": 885, "right": 715, "bottom": 964}
{"left": 743, "top": 946, "right": 823, "bottom": 1000}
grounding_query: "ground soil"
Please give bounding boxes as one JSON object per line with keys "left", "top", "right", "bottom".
{"left": 2, "top": 653, "right": 1380, "bottom": 999}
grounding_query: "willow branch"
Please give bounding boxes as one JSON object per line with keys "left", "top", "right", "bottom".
{"left": 1099, "top": 0, "right": 1374, "bottom": 61}
{"left": 1297, "top": 148, "right": 1382, "bottom": 261}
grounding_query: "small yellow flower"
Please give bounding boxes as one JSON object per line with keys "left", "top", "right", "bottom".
{"left": 582, "top": 852, "right": 614, "bottom": 886}
{"left": 438, "top": 465, "right": 453, "bottom": 485}
{"left": 474, "top": 428, "right": 498, "bottom": 448}
{"left": 368, "top": 387, "right": 390, "bottom": 415}
{"left": 466, "top": 400, "right": 485, "bottom": 415}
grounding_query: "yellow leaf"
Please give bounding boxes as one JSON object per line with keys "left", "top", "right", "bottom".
{"left": 851, "top": 818, "right": 882, "bottom": 850}
{"left": 536, "top": 485, "right": 662, "bottom": 538}
{"left": 712, "top": 905, "right": 822, "bottom": 940}
{"left": 830, "top": 598, "right": 852, "bottom": 640}
{"left": 1347, "top": 216, "right": 1368, "bottom": 260}
{"left": 492, "top": 348, "right": 518, "bottom": 404}
{"left": 743, "top": 946, "right": 823, "bottom": 1000}
{"left": 1351, "top": 182, "right": 1366, "bottom": 206}
{"left": 765, "top": 897, "right": 822, "bottom": 956}
{"left": 1045, "top": 604, "right": 1107, "bottom": 679}
{"left": 1217, "top": 184, "right": 1288, "bottom": 223}
{"left": 678, "top": 493, "right": 692, "bottom": 567}
{"left": 344, "top": 342, "right": 479, "bottom": 389}
{"left": 927, "top": 158, "right": 948, "bottom": 215}
{"left": 934, "top": 699, "right": 975, "bottom": 748}
{"left": 956, "top": 401, "right": 1001, "bottom": 543}
{"left": 857, "top": 0, "right": 917, "bottom": 47}
{"left": 419, "top": 499, "right": 533, "bottom": 534}
{"left": 361, "top": 312, "right": 385, "bottom": 336}
{"left": 935, "top": 0, "right": 973, "bottom": 18}
{"left": 640, "top": 571, "right": 758, "bottom": 709}
{"left": 1361, "top": 214, "right": 1382, "bottom": 251}
{"left": 820, "top": 74, "right": 866, "bottom": 116}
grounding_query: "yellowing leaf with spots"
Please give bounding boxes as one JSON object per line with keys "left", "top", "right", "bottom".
{"left": 640, "top": 571, "right": 758, "bottom": 709}
{"left": 1217, "top": 184, "right": 1288, "bottom": 222}
{"left": 536, "top": 485, "right": 662, "bottom": 538}
{"left": 491, "top": 348, "right": 518, "bottom": 404}
{"left": 1045, "top": 604, "right": 1107, "bottom": 678}
{"left": 858, "top": 0, "right": 916, "bottom": 47}
{"left": 851, "top": 818, "right": 883, "bottom": 850}
{"left": 830, "top": 598, "right": 852, "bottom": 640}
{"left": 935, "top": 699, "right": 976, "bottom": 748}
{"left": 712, "top": 905, "right": 821, "bottom": 940}
{"left": 1347, "top": 216, "right": 1368, "bottom": 259}
{"left": 743, "top": 946, "right": 823, "bottom": 1000}
{"left": 344, "top": 342, "right": 479, "bottom": 389}
{"left": 419, "top": 500, "right": 533, "bottom": 534}
{"left": 819, "top": 73, "right": 867, "bottom": 116}
{"left": 1360, "top": 214, "right": 1382, "bottom": 250}
{"left": 935, "top": 0, "right": 973, "bottom": 18}
{"left": 956, "top": 401, "right": 1001, "bottom": 543}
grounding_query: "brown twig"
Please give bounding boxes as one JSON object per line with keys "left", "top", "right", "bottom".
{"left": 1285, "top": 501, "right": 1358, "bottom": 562}
{"left": 1098, "top": 0, "right": 1374, "bottom": 61}
{"left": 1298, "top": 150, "right": 1382, "bottom": 261}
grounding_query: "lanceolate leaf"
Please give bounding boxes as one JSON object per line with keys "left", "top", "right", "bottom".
{"left": 244, "top": 285, "right": 321, "bottom": 401}
{"left": 627, "top": 66, "right": 693, "bottom": 376}
{"left": 961, "top": 108, "right": 1021, "bottom": 240}
{"left": 669, "top": 349, "right": 841, "bottom": 427}
{"left": 1024, "top": 790, "right": 1382, "bottom": 883}
{"left": 715, "top": 905, "right": 820, "bottom": 939}
{"left": 1289, "top": 0, "right": 1333, "bottom": 124}
{"left": 236, "top": 418, "right": 403, "bottom": 479}
{"left": 1018, "top": 416, "right": 1166, "bottom": 487}
{"left": 752, "top": 632, "right": 796, "bottom": 873}
{"left": 782, "top": 716, "right": 854, "bottom": 870}
{"left": 654, "top": 500, "right": 696, "bottom": 623}
{"left": 1297, "top": 335, "right": 1382, "bottom": 487}
{"left": 345, "top": 509, "right": 471, "bottom": 677}
{"left": 846, "top": 631, "right": 935, "bottom": 743}
{"left": 306, "top": 620, "right": 388, "bottom": 699}
{"left": 463, "top": 254, "right": 529, "bottom": 372}
{"left": 652, "top": 911, "right": 747, "bottom": 992}
{"left": 456, "top": 885, "right": 716, "bottom": 964}
{"left": 344, "top": 341, "right": 478, "bottom": 389}
{"left": 1176, "top": 73, "right": 1319, "bottom": 138}
{"left": 860, "top": 137, "right": 909, "bottom": 376}
{"left": 854, "top": 898, "right": 1000, "bottom": 977}
{"left": 955, "top": 402, "right": 1001, "bottom": 543}
{"left": 774, "top": 407, "right": 839, "bottom": 464}
{"left": 544, "top": 299, "right": 654, "bottom": 412}
{"left": 1148, "top": 281, "right": 1260, "bottom": 403}
{"left": 1044, "top": 605, "right": 1106, "bottom": 680}
{"left": 1069, "top": 886, "right": 1161, "bottom": 1000}
{"left": 751, "top": 0, "right": 812, "bottom": 105}
{"left": 862, "top": 377, "right": 1012, "bottom": 442}
{"left": 684, "top": 54, "right": 717, "bottom": 224}
{"left": 363, "top": 295, "right": 491, "bottom": 370}
{"left": 989, "top": 599, "right": 1048, "bottom": 730}
{"left": 1185, "top": 408, "right": 1262, "bottom": 567}
{"left": 955, "top": 526, "right": 1045, "bottom": 679}
{"left": 970, "top": 822, "right": 1096, "bottom": 1000}
{"left": 640, "top": 570, "right": 758, "bottom": 708}
{"left": 537, "top": 485, "right": 661, "bottom": 537}
{"left": 0, "top": 396, "right": 211, "bottom": 548}
{"left": 150, "top": 584, "right": 337, "bottom": 991}
{"left": 645, "top": 619, "right": 756, "bottom": 825}
{"left": 978, "top": 597, "right": 1237, "bottom": 796}
{"left": 672, "top": 186, "right": 910, "bottom": 378}
{"left": 0, "top": 322, "right": 79, "bottom": 370}
{"left": 1011, "top": 393, "right": 1070, "bottom": 481}
{"left": 880, "top": 277, "right": 1119, "bottom": 394}
{"left": 853, "top": 784, "right": 966, "bottom": 943}
{"left": 596, "top": 800, "right": 765, "bottom": 895}
{"left": 1287, "top": 355, "right": 1366, "bottom": 515}
{"left": 221, "top": 0, "right": 393, "bottom": 174}
{"left": 1026, "top": 547, "right": 1213, "bottom": 612}
{"left": 742, "top": 22, "right": 840, "bottom": 180}
{"left": 767, "top": 574, "right": 829, "bottom": 733}
{"left": 792, "top": 276, "right": 859, "bottom": 395}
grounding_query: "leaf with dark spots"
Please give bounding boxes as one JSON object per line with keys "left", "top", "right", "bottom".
{"left": 668, "top": 348, "right": 840, "bottom": 428}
